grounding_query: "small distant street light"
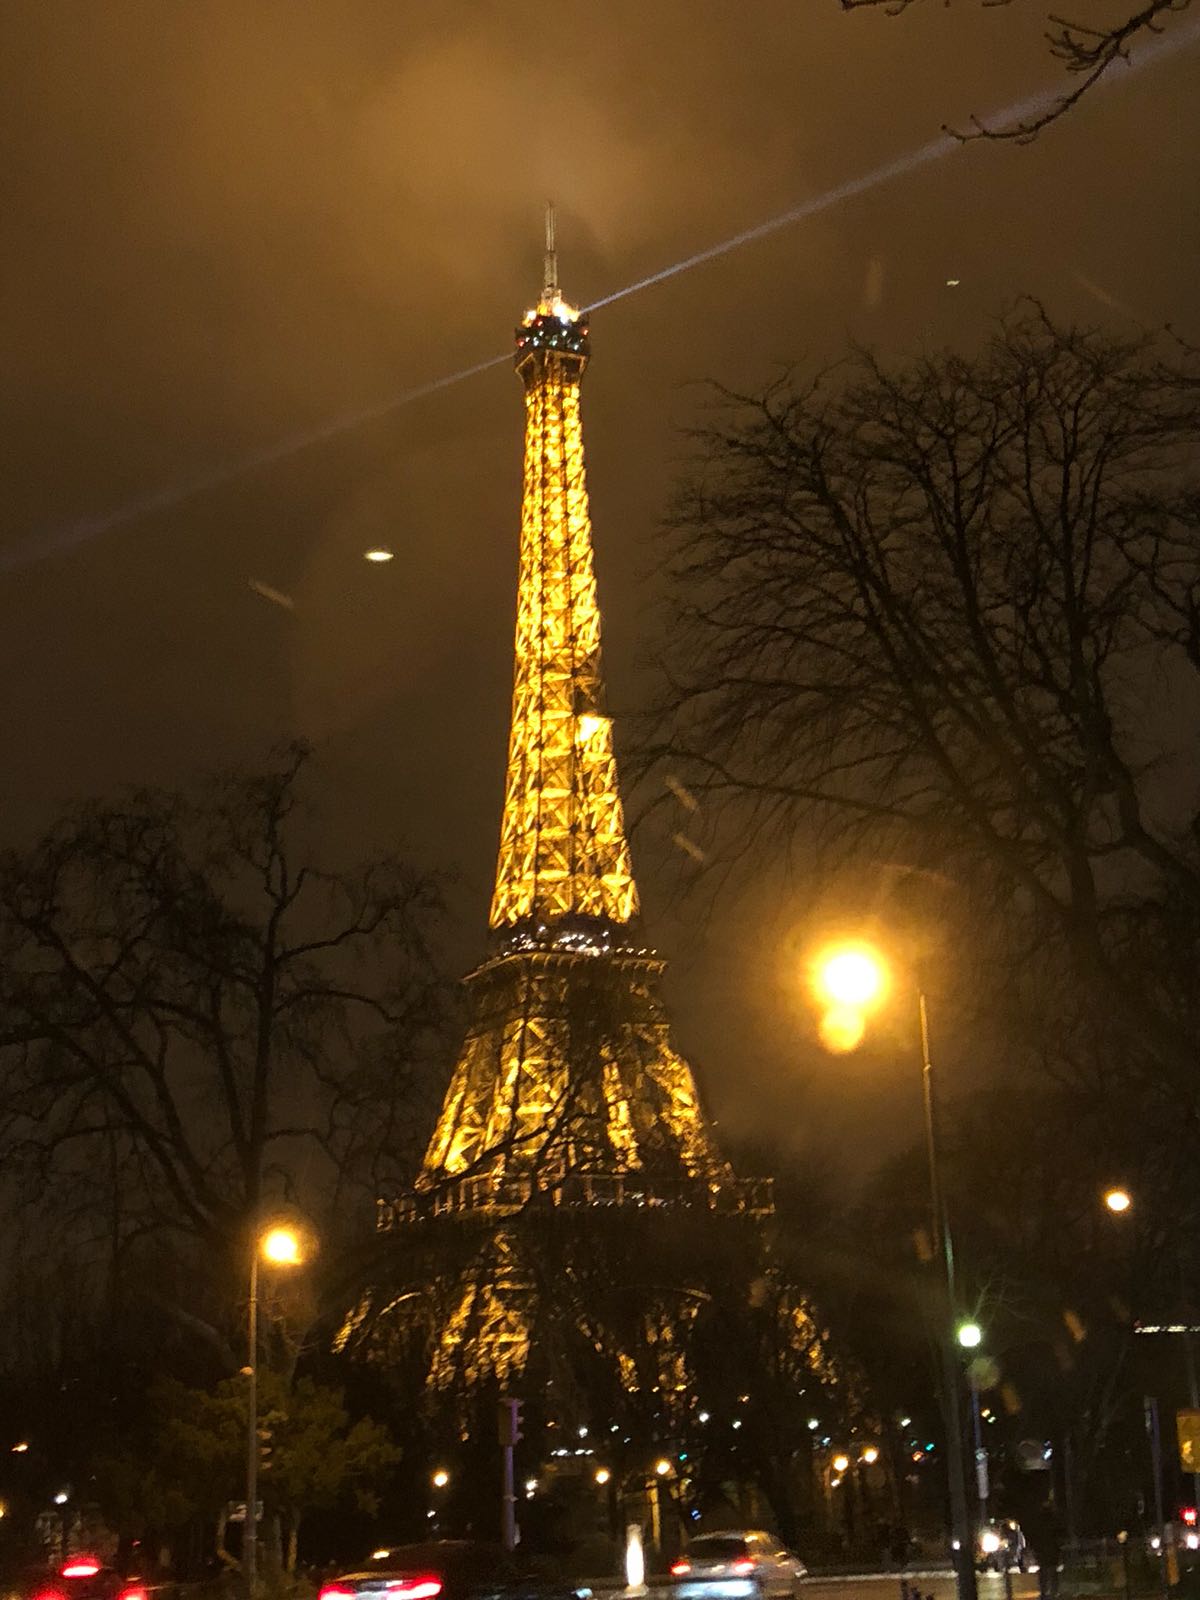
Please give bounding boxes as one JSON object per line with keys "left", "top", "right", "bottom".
{"left": 53, "top": 1492, "right": 68, "bottom": 1506}
{"left": 861, "top": 1446, "right": 880, "bottom": 1465}
{"left": 432, "top": 1469, "right": 449, "bottom": 1489}
{"left": 1105, "top": 1186, "right": 1132, "bottom": 1214}
{"left": 654, "top": 1458, "right": 672, "bottom": 1477}
{"left": 594, "top": 1467, "right": 611, "bottom": 1485}
{"left": 957, "top": 1322, "right": 983, "bottom": 1349}
{"left": 364, "top": 548, "right": 395, "bottom": 564}
{"left": 11, "top": 1442, "right": 28, "bottom": 1454}
{"left": 832, "top": 1453, "right": 851, "bottom": 1473}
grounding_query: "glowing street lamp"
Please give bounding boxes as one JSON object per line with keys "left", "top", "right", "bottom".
{"left": 861, "top": 1446, "right": 880, "bottom": 1465}
{"left": 808, "top": 932, "right": 976, "bottom": 1600}
{"left": 832, "top": 1454, "right": 851, "bottom": 1474}
{"left": 261, "top": 1226, "right": 303, "bottom": 1265}
{"left": 595, "top": 1467, "right": 611, "bottom": 1485}
{"left": 432, "top": 1469, "right": 450, "bottom": 1489}
{"left": 246, "top": 1222, "right": 309, "bottom": 1598}
{"left": 655, "top": 1458, "right": 672, "bottom": 1477}
{"left": 1104, "top": 1186, "right": 1132, "bottom": 1214}
{"left": 957, "top": 1322, "right": 983, "bottom": 1350}
{"left": 815, "top": 944, "right": 889, "bottom": 1011}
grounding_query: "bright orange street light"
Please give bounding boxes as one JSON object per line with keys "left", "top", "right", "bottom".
{"left": 260, "top": 1225, "right": 304, "bottom": 1265}
{"left": 1104, "top": 1186, "right": 1132, "bottom": 1214}
{"left": 814, "top": 943, "right": 889, "bottom": 1010}
{"left": 812, "top": 942, "right": 889, "bottom": 1055}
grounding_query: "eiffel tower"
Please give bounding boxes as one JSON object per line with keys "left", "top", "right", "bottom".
{"left": 379, "top": 208, "right": 769, "bottom": 1391}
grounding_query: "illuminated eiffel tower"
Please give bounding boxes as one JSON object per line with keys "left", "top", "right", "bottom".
{"left": 380, "top": 209, "right": 769, "bottom": 1390}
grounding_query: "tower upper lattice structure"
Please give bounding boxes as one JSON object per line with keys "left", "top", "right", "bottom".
{"left": 489, "top": 205, "right": 637, "bottom": 940}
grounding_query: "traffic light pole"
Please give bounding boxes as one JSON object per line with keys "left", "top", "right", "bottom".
{"left": 503, "top": 1442, "right": 516, "bottom": 1552}
{"left": 920, "top": 993, "right": 977, "bottom": 1600}
{"left": 498, "top": 1397, "right": 523, "bottom": 1551}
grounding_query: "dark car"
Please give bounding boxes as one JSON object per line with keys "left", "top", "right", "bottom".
{"left": 29, "top": 1558, "right": 148, "bottom": 1600}
{"left": 319, "top": 1541, "right": 590, "bottom": 1600}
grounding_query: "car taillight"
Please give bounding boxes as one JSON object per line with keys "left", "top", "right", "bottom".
{"left": 35, "top": 1589, "right": 67, "bottom": 1600}
{"left": 119, "top": 1586, "right": 148, "bottom": 1600}
{"left": 62, "top": 1565, "right": 102, "bottom": 1580}
{"left": 386, "top": 1582, "right": 442, "bottom": 1600}
{"left": 319, "top": 1587, "right": 358, "bottom": 1600}
{"left": 671, "top": 1562, "right": 691, "bottom": 1577}
{"left": 732, "top": 1560, "right": 756, "bottom": 1575}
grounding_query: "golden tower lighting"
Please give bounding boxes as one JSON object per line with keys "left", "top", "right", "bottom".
{"left": 378, "top": 207, "right": 768, "bottom": 1392}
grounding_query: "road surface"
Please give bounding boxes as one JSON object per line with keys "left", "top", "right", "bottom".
{"left": 803, "top": 1575, "right": 1040, "bottom": 1600}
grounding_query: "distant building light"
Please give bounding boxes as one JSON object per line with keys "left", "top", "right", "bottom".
{"left": 364, "top": 548, "right": 395, "bottom": 564}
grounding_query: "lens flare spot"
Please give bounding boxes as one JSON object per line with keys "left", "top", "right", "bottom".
{"left": 819, "top": 1005, "right": 866, "bottom": 1053}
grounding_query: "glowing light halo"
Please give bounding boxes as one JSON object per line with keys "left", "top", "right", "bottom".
{"left": 8, "top": 20, "right": 1195, "bottom": 575}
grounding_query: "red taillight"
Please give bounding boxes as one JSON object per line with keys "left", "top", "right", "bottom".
{"left": 386, "top": 1582, "right": 441, "bottom": 1600}
{"left": 119, "top": 1587, "right": 148, "bottom": 1600}
{"left": 62, "top": 1565, "right": 101, "bottom": 1580}
{"left": 671, "top": 1562, "right": 691, "bottom": 1577}
{"left": 732, "top": 1560, "right": 756, "bottom": 1575}
{"left": 35, "top": 1589, "right": 66, "bottom": 1600}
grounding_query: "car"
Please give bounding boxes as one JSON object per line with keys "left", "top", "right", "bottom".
{"left": 670, "top": 1530, "right": 807, "bottom": 1600}
{"left": 318, "top": 1541, "right": 591, "bottom": 1600}
{"left": 28, "top": 1558, "right": 149, "bottom": 1600}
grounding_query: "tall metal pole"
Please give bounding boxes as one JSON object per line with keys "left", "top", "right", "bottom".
{"left": 969, "top": 1368, "right": 989, "bottom": 1530}
{"left": 1185, "top": 1331, "right": 1200, "bottom": 1512}
{"left": 919, "top": 991, "right": 977, "bottom": 1600}
{"left": 502, "top": 1442, "right": 516, "bottom": 1552}
{"left": 1144, "top": 1396, "right": 1169, "bottom": 1600}
{"left": 245, "top": 1247, "right": 259, "bottom": 1599}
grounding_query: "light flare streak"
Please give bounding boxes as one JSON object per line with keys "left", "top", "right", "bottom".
{"left": 10, "top": 13, "right": 1198, "bottom": 574}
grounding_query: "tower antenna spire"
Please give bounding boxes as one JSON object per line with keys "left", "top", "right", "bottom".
{"left": 542, "top": 199, "right": 558, "bottom": 307}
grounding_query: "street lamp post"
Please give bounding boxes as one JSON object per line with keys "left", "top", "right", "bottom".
{"left": 245, "top": 1225, "right": 305, "bottom": 1599}
{"left": 920, "top": 994, "right": 978, "bottom": 1600}
{"left": 813, "top": 947, "right": 977, "bottom": 1600}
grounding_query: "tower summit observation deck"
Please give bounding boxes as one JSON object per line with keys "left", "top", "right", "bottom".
{"left": 392, "top": 208, "right": 768, "bottom": 1232}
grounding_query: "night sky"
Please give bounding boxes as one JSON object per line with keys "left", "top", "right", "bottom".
{"left": 3, "top": 2, "right": 1197, "bottom": 1175}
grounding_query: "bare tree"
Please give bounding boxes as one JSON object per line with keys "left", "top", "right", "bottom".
{"left": 654, "top": 306, "right": 1200, "bottom": 1098}
{"left": 0, "top": 743, "right": 448, "bottom": 1331}
{"left": 840, "top": 0, "right": 1192, "bottom": 139}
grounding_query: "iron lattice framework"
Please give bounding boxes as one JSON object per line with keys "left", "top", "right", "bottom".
{"left": 378, "top": 212, "right": 769, "bottom": 1393}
